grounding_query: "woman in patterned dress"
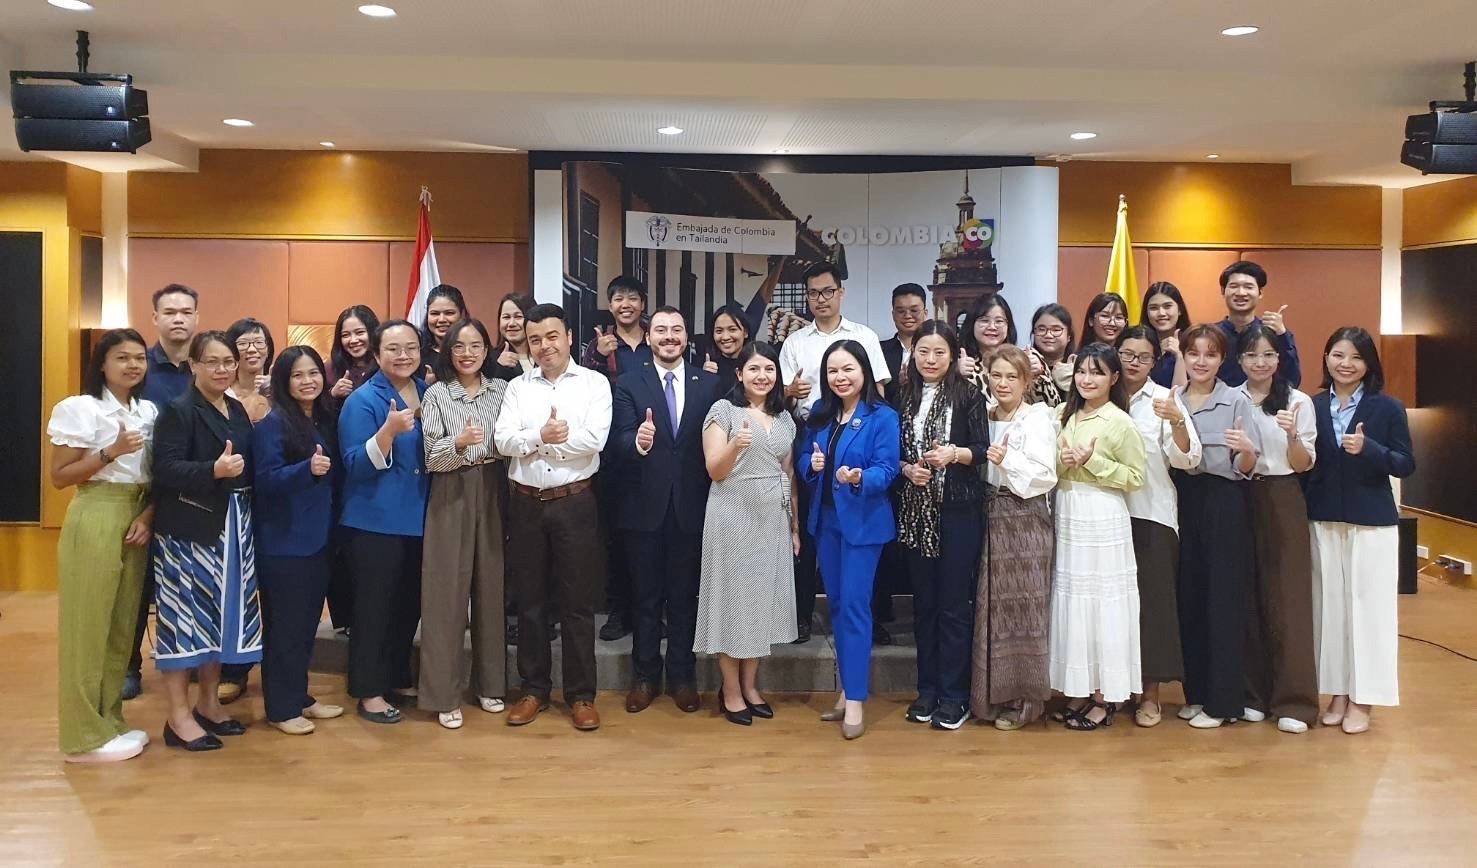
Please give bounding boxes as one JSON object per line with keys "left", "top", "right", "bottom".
{"left": 694, "top": 342, "right": 799, "bottom": 726}
{"left": 150, "top": 331, "right": 261, "bottom": 751}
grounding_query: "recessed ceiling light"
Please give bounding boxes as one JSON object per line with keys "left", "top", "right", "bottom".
{"left": 657, "top": 126, "right": 683, "bottom": 135}
{"left": 47, "top": 0, "right": 93, "bottom": 10}
{"left": 222, "top": 118, "right": 254, "bottom": 127}
{"left": 319, "top": 141, "right": 336, "bottom": 148}
{"left": 1069, "top": 131, "right": 1097, "bottom": 141}
{"left": 1220, "top": 25, "right": 1259, "bottom": 36}
{"left": 358, "top": 4, "right": 397, "bottom": 17}
{"left": 1205, "top": 153, "right": 1220, "bottom": 159}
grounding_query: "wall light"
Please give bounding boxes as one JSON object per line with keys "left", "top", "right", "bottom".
{"left": 657, "top": 126, "right": 683, "bottom": 135}
{"left": 47, "top": 0, "right": 94, "bottom": 11}
{"left": 223, "top": 118, "right": 254, "bottom": 127}
{"left": 1069, "top": 132, "right": 1097, "bottom": 141}
{"left": 1221, "top": 25, "right": 1259, "bottom": 36}
{"left": 358, "top": 4, "right": 397, "bottom": 17}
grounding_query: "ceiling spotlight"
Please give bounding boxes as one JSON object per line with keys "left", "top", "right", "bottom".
{"left": 1069, "top": 131, "right": 1097, "bottom": 141}
{"left": 358, "top": 4, "right": 397, "bottom": 17}
{"left": 47, "top": 0, "right": 94, "bottom": 10}
{"left": 223, "top": 118, "right": 254, "bottom": 127}
{"left": 319, "top": 141, "right": 336, "bottom": 148}
{"left": 657, "top": 126, "right": 683, "bottom": 135}
{"left": 1220, "top": 25, "right": 1259, "bottom": 36}
{"left": 1205, "top": 153, "right": 1220, "bottom": 159}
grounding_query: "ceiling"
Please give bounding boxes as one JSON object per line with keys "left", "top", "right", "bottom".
{"left": 1, "top": 0, "right": 1472, "bottom": 186}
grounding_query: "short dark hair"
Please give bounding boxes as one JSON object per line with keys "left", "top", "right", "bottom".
{"left": 962, "top": 293, "right": 1018, "bottom": 353}
{"left": 372, "top": 319, "right": 420, "bottom": 355}
{"left": 1030, "top": 302, "right": 1076, "bottom": 356}
{"left": 1142, "top": 282, "right": 1191, "bottom": 335}
{"left": 151, "top": 283, "right": 198, "bottom": 310}
{"left": 1220, "top": 260, "right": 1268, "bottom": 290}
{"left": 891, "top": 283, "right": 926, "bottom": 305}
{"left": 433, "top": 317, "right": 494, "bottom": 384}
{"left": 525, "top": 303, "right": 567, "bottom": 327}
{"left": 606, "top": 275, "right": 647, "bottom": 301}
{"left": 650, "top": 305, "right": 685, "bottom": 325}
{"left": 332, "top": 305, "right": 380, "bottom": 377}
{"left": 1182, "top": 322, "right": 1230, "bottom": 359}
{"left": 83, "top": 328, "right": 148, "bottom": 402}
{"left": 801, "top": 261, "right": 843, "bottom": 286}
{"left": 1321, "top": 326, "right": 1385, "bottom": 394}
{"left": 225, "top": 317, "right": 275, "bottom": 373}
{"left": 189, "top": 330, "right": 236, "bottom": 363}
{"left": 1117, "top": 324, "right": 1161, "bottom": 361}
{"left": 723, "top": 341, "right": 786, "bottom": 416}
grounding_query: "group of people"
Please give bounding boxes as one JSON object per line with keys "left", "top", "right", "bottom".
{"left": 50, "top": 258, "right": 1413, "bottom": 763}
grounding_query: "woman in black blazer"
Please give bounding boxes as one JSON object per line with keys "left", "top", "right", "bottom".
{"left": 1305, "top": 327, "right": 1415, "bottom": 735}
{"left": 150, "top": 331, "right": 260, "bottom": 752}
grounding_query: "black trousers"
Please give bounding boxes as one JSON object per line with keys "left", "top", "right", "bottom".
{"left": 626, "top": 501, "right": 701, "bottom": 687}
{"left": 259, "top": 550, "right": 331, "bottom": 722}
{"left": 510, "top": 486, "right": 600, "bottom": 703}
{"left": 597, "top": 471, "right": 633, "bottom": 621}
{"left": 344, "top": 529, "right": 423, "bottom": 699}
{"left": 1176, "top": 473, "right": 1252, "bottom": 720}
{"left": 906, "top": 505, "right": 983, "bottom": 705}
{"left": 325, "top": 531, "right": 355, "bottom": 630}
{"left": 793, "top": 471, "right": 820, "bottom": 623}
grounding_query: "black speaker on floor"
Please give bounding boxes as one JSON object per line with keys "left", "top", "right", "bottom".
{"left": 1398, "top": 515, "right": 1418, "bottom": 595}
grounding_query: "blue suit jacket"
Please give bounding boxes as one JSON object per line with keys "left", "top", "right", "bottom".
{"left": 252, "top": 409, "right": 337, "bottom": 557}
{"left": 798, "top": 400, "right": 900, "bottom": 546}
{"left": 1304, "top": 389, "right": 1414, "bottom": 527}
{"left": 337, "top": 370, "right": 429, "bottom": 537}
{"left": 610, "top": 362, "right": 721, "bottom": 534}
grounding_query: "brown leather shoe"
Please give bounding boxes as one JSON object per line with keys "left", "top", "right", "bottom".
{"left": 670, "top": 684, "right": 701, "bottom": 713}
{"left": 571, "top": 701, "right": 601, "bottom": 731}
{"left": 505, "top": 695, "right": 548, "bottom": 726}
{"left": 625, "top": 682, "right": 658, "bottom": 713}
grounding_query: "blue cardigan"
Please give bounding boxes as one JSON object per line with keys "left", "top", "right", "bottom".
{"left": 338, "top": 371, "right": 429, "bottom": 537}
{"left": 1304, "top": 389, "right": 1414, "bottom": 527}
{"left": 798, "top": 400, "right": 901, "bottom": 546}
{"left": 252, "top": 408, "right": 337, "bottom": 558}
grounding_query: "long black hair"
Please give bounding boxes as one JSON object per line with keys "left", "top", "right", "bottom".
{"left": 1238, "top": 323, "right": 1292, "bottom": 415}
{"left": 961, "top": 292, "right": 1018, "bottom": 355}
{"left": 1084, "top": 293, "right": 1129, "bottom": 345}
{"left": 706, "top": 302, "right": 752, "bottom": 358}
{"left": 723, "top": 341, "right": 785, "bottom": 416}
{"left": 1061, "top": 342, "right": 1129, "bottom": 419}
{"left": 807, "top": 339, "right": 880, "bottom": 430}
{"left": 1142, "top": 282, "right": 1191, "bottom": 336}
{"left": 268, "top": 346, "right": 337, "bottom": 463}
{"left": 1320, "top": 326, "right": 1385, "bottom": 394}
{"left": 421, "top": 284, "right": 469, "bottom": 350}
{"left": 433, "top": 317, "right": 495, "bottom": 384}
{"left": 83, "top": 328, "right": 149, "bottom": 403}
{"left": 1030, "top": 302, "right": 1075, "bottom": 357}
{"left": 899, "top": 320, "right": 972, "bottom": 418}
{"left": 332, "top": 305, "right": 380, "bottom": 378}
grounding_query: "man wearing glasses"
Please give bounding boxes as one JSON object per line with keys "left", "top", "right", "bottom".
{"left": 778, "top": 261, "right": 891, "bottom": 643}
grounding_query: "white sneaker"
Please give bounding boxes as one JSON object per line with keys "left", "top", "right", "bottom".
{"left": 478, "top": 696, "right": 505, "bottom": 714}
{"left": 1277, "top": 717, "right": 1309, "bottom": 734}
{"left": 1187, "top": 711, "right": 1225, "bottom": 729}
{"left": 438, "top": 709, "right": 464, "bottom": 730}
{"left": 120, "top": 729, "right": 150, "bottom": 748}
{"left": 65, "top": 734, "right": 144, "bottom": 764}
{"left": 1241, "top": 707, "right": 1267, "bottom": 722}
{"left": 1176, "top": 704, "right": 1203, "bottom": 721}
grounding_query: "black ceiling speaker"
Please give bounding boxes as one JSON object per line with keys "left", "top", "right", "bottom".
{"left": 10, "top": 30, "right": 151, "bottom": 153}
{"left": 1402, "top": 61, "right": 1477, "bottom": 175}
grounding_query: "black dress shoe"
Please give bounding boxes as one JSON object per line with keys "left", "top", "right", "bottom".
{"left": 163, "top": 723, "right": 223, "bottom": 752}
{"left": 746, "top": 701, "right": 775, "bottom": 719}
{"left": 717, "top": 686, "right": 752, "bottom": 726}
{"left": 791, "top": 619, "right": 812, "bottom": 644}
{"left": 872, "top": 623, "right": 893, "bottom": 646}
{"left": 598, "top": 613, "right": 630, "bottom": 642}
{"left": 192, "top": 709, "right": 247, "bottom": 736}
{"left": 356, "top": 702, "right": 402, "bottom": 724}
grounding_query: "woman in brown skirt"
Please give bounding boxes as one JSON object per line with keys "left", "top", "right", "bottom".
{"left": 971, "top": 345, "right": 1058, "bottom": 730}
{"left": 1236, "top": 323, "right": 1319, "bottom": 734}
{"left": 419, "top": 318, "right": 509, "bottom": 730}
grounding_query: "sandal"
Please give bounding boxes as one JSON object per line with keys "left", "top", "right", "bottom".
{"left": 1063, "top": 700, "right": 1117, "bottom": 731}
{"left": 1050, "top": 698, "right": 1090, "bottom": 723}
{"left": 1134, "top": 700, "right": 1163, "bottom": 728}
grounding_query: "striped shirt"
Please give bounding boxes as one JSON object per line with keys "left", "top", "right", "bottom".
{"left": 421, "top": 374, "right": 507, "bottom": 473}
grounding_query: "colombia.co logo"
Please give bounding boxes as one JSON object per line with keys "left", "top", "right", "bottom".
{"left": 646, "top": 214, "right": 671, "bottom": 246}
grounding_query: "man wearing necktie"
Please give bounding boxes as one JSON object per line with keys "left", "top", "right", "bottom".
{"left": 610, "top": 307, "right": 722, "bottom": 713}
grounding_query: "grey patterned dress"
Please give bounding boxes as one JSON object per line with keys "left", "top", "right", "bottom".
{"left": 693, "top": 400, "right": 799, "bottom": 658}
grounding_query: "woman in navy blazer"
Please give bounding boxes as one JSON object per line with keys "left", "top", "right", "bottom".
{"left": 1305, "top": 327, "right": 1414, "bottom": 735}
{"left": 337, "top": 320, "right": 430, "bottom": 724}
{"left": 252, "top": 346, "right": 344, "bottom": 736}
{"left": 799, "top": 339, "right": 901, "bottom": 739}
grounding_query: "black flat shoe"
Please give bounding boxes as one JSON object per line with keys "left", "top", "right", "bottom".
{"left": 387, "top": 690, "right": 418, "bottom": 708}
{"left": 163, "top": 723, "right": 223, "bottom": 752}
{"left": 192, "top": 709, "right": 246, "bottom": 737}
{"left": 357, "top": 701, "right": 402, "bottom": 724}
{"left": 791, "top": 620, "right": 812, "bottom": 644}
{"left": 746, "top": 701, "right": 774, "bottom": 719}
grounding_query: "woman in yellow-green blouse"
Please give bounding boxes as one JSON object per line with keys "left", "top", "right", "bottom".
{"left": 1049, "top": 342, "right": 1147, "bottom": 731}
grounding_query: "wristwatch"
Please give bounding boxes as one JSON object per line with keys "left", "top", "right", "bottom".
{"left": 99, "top": 447, "right": 115, "bottom": 464}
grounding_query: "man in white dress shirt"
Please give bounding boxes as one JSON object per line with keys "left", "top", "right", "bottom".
{"left": 493, "top": 303, "right": 612, "bottom": 731}
{"left": 776, "top": 261, "right": 891, "bottom": 644}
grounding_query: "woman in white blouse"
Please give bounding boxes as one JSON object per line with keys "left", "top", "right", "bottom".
{"left": 970, "top": 345, "right": 1058, "bottom": 730}
{"left": 1236, "top": 323, "right": 1319, "bottom": 734}
{"left": 1116, "top": 326, "right": 1202, "bottom": 728}
{"left": 46, "top": 328, "right": 158, "bottom": 763}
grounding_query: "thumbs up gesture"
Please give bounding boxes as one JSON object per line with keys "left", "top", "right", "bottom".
{"left": 593, "top": 326, "right": 618, "bottom": 356}
{"left": 785, "top": 375, "right": 812, "bottom": 401}
{"left": 1224, "top": 416, "right": 1253, "bottom": 455}
{"left": 703, "top": 353, "right": 719, "bottom": 375}
{"left": 1151, "top": 395, "right": 1184, "bottom": 425}
{"left": 330, "top": 374, "right": 355, "bottom": 399}
{"left": 383, "top": 398, "right": 416, "bottom": 436}
{"left": 214, "top": 439, "right": 245, "bottom": 479}
{"left": 541, "top": 405, "right": 569, "bottom": 445}
{"left": 455, "top": 416, "right": 485, "bottom": 451}
{"left": 310, "top": 444, "right": 332, "bottom": 477}
{"left": 1275, "top": 403, "right": 1300, "bottom": 439}
{"left": 109, "top": 423, "right": 146, "bottom": 458}
{"left": 1261, "top": 304, "right": 1290, "bottom": 336}
{"left": 957, "top": 347, "right": 977, "bottom": 378}
{"left": 636, "top": 407, "right": 656, "bottom": 452}
{"left": 733, "top": 417, "right": 753, "bottom": 450}
{"left": 986, "top": 439, "right": 1009, "bottom": 466}
{"left": 810, "top": 441, "right": 826, "bottom": 473}
{"left": 497, "top": 345, "right": 520, "bottom": 368}
{"left": 1341, "top": 421, "right": 1367, "bottom": 455}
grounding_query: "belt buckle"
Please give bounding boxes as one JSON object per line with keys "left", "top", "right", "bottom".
{"left": 537, "top": 486, "right": 557, "bottom": 502}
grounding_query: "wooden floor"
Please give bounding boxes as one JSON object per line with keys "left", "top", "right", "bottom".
{"left": 2, "top": 581, "right": 1476, "bottom": 867}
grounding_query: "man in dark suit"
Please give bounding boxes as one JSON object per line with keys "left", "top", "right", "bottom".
{"left": 609, "top": 306, "right": 721, "bottom": 713}
{"left": 873, "top": 283, "right": 928, "bottom": 644}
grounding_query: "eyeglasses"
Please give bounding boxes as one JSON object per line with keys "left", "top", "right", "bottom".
{"left": 805, "top": 287, "right": 839, "bottom": 301}
{"left": 1240, "top": 351, "right": 1279, "bottom": 364}
{"left": 978, "top": 318, "right": 1009, "bottom": 328}
{"left": 199, "top": 358, "right": 238, "bottom": 371}
{"left": 1033, "top": 325, "right": 1066, "bottom": 337}
{"left": 451, "top": 342, "right": 487, "bottom": 356}
{"left": 1096, "top": 312, "right": 1128, "bottom": 324}
{"left": 381, "top": 345, "right": 418, "bottom": 358}
{"left": 235, "top": 338, "right": 267, "bottom": 351}
{"left": 1117, "top": 350, "right": 1155, "bottom": 365}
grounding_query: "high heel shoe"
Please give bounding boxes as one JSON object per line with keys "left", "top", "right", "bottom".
{"left": 1321, "top": 696, "right": 1349, "bottom": 727}
{"left": 163, "top": 723, "right": 223, "bottom": 752}
{"left": 820, "top": 706, "right": 845, "bottom": 722}
{"left": 746, "top": 700, "right": 774, "bottom": 720}
{"left": 192, "top": 709, "right": 246, "bottom": 737}
{"left": 717, "top": 683, "right": 752, "bottom": 726}
{"left": 842, "top": 713, "right": 866, "bottom": 740}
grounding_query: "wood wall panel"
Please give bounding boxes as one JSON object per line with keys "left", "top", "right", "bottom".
{"left": 127, "top": 238, "right": 291, "bottom": 346}
{"left": 1403, "top": 174, "right": 1477, "bottom": 249}
{"left": 387, "top": 241, "right": 523, "bottom": 327}
{"left": 1142, "top": 248, "right": 1241, "bottom": 325}
{"left": 288, "top": 241, "right": 392, "bottom": 324}
{"left": 1056, "top": 246, "right": 1147, "bottom": 338}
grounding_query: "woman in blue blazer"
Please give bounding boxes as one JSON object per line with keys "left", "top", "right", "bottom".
{"left": 799, "top": 339, "right": 900, "bottom": 739}
{"left": 338, "top": 320, "right": 430, "bottom": 724}
{"left": 1305, "top": 327, "right": 1414, "bottom": 735}
{"left": 252, "top": 346, "right": 344, "bottom": 736}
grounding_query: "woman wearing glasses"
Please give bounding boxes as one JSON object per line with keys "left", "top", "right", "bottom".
{"left": 1028, "top": 303, "right": 1075, "bottom": 406}
{"left": 1141, "top": 283, "right": 1191, "bottom": 389}
{"left": 1083, "top": 293, "right": 1129, "bottom": 347}
{"left": 150, "top": 331, "right": 260, "bottom": 751}
{"left": 225, "top": 318, "right": 275, "bottom": 425}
